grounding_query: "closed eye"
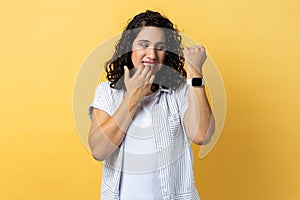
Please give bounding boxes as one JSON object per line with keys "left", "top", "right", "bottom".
{"left": 138, "top": 42, "right": 149, "bottom": 48}
{"left": 155, "top": 45, "right": 166, "bottom": 51}
{"left": 135, "top": 40, "right": 166, "bottom": 51}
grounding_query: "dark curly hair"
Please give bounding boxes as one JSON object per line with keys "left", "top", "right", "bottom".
{"left": 105, "top": 10, "right": 186, "bottom": 90}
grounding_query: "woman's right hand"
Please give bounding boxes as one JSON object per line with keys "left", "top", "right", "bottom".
{"left": 124, "top": 65, "right": 155, "bottom": 100}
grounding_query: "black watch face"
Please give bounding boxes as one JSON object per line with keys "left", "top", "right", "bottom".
{"left": 192, "top": 78, "right": 203, "bottom": 86}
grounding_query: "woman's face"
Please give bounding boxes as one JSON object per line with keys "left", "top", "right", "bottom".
{"left": 131, "top": 26, "right": 166, "bottom": 73}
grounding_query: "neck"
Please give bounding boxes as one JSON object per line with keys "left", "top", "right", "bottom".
{"left": 145, "top": 83, "right": 159, "bottom": 96}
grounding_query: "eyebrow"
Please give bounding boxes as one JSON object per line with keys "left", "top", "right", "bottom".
{"left": 137, "top": 40, "right": 166, "bottom": 45}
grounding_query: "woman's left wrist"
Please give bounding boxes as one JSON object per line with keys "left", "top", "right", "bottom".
{"left": 187, "top": 71, "right": 203, "bottom": 79}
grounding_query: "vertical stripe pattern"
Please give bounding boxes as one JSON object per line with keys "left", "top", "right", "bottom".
{"left": 89, "top": 82, "right": 200, "bottom": 200}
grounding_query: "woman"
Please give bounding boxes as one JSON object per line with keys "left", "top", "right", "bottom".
{"left": 88, "top": 10, "right": 215, "bottom": 200}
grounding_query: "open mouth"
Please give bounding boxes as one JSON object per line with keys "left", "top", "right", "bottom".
{"left": 142, "top": 61, "right": 157, "bottom": 67}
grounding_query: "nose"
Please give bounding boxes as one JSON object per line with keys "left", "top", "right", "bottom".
{"left": 146, "top": 47, "right": 157, "bottom": 60}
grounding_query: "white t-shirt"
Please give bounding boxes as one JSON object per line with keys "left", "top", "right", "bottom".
{"left": 120, "top": 91, "right": 163, "bottom": 200}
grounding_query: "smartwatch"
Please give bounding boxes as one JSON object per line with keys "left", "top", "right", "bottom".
{"left": 186, "top": 78, "right": 205, "bottom": 87}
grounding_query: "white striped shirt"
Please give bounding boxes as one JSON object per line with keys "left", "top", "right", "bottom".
{"left": 89, "top": 81, "right": 200, "bottom": 200}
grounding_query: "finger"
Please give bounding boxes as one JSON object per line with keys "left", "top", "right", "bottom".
{"left": 144, "top": 70, "right": 152, "bottom": 82}
{"left": 183, "top": 47, "right": 189, "bottom": 58}
{"left": 140, "top": 65, "right": 151, "bottom": 77}
{"left": 124, "top": 65, "right": 129, "bottom": 83}
{"left": 201, "top": 46, "right": 206, "bottom": 52}
{"left": 197, "top": 45, "right": 207, "bottom": 55}
{"left": 190, "top": 46, "right": 198, "bottom": 52}
{"left": 132, "top": 65, "right": 144, "bottom": 78}
{"left": 183, "top": 46, "right": 190, "bottom": 53}
{"left": 149, "top": 74, "right": 155, "bottom": 84}
{"left": 144, "top": 68, "right": 153, "bottom": 81}
{"left": 197, "top": 44, "right": 205, "bottom": 51}
{"left": 183, "top": 47, "right": 192, "bottom": 62}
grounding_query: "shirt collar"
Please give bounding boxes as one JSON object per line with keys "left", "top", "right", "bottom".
{"left": 159, "top": 85, "right": 171, "bottom": 94}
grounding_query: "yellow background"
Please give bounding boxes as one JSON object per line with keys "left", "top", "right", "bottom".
{"left": 1, "top": 0, "right": 300, "bottom": 199}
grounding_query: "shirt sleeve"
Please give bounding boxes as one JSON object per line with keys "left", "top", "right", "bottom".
{"left": 88, "top": 82, "right": 113, "bottom": 120}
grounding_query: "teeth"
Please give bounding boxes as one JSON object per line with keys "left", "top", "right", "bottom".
{"left": 143, "top": 62, "right": 156, "bottom": 67}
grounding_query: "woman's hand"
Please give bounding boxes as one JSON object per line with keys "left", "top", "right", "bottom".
{"left": 124, "top": 65, "right": 155, "bottom": 100}
{"left": 183, "top": 45, "right": 207, "bottom": 78}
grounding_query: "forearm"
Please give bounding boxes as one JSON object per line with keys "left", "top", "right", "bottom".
{"left": 89, "top": 94, "right": 140, "bottom": 161}
{"left": 184, "top": 85, "right": 215, "bottom": 145}
{"left": 184, "top": 60, "right": 215, "bottom": 144}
